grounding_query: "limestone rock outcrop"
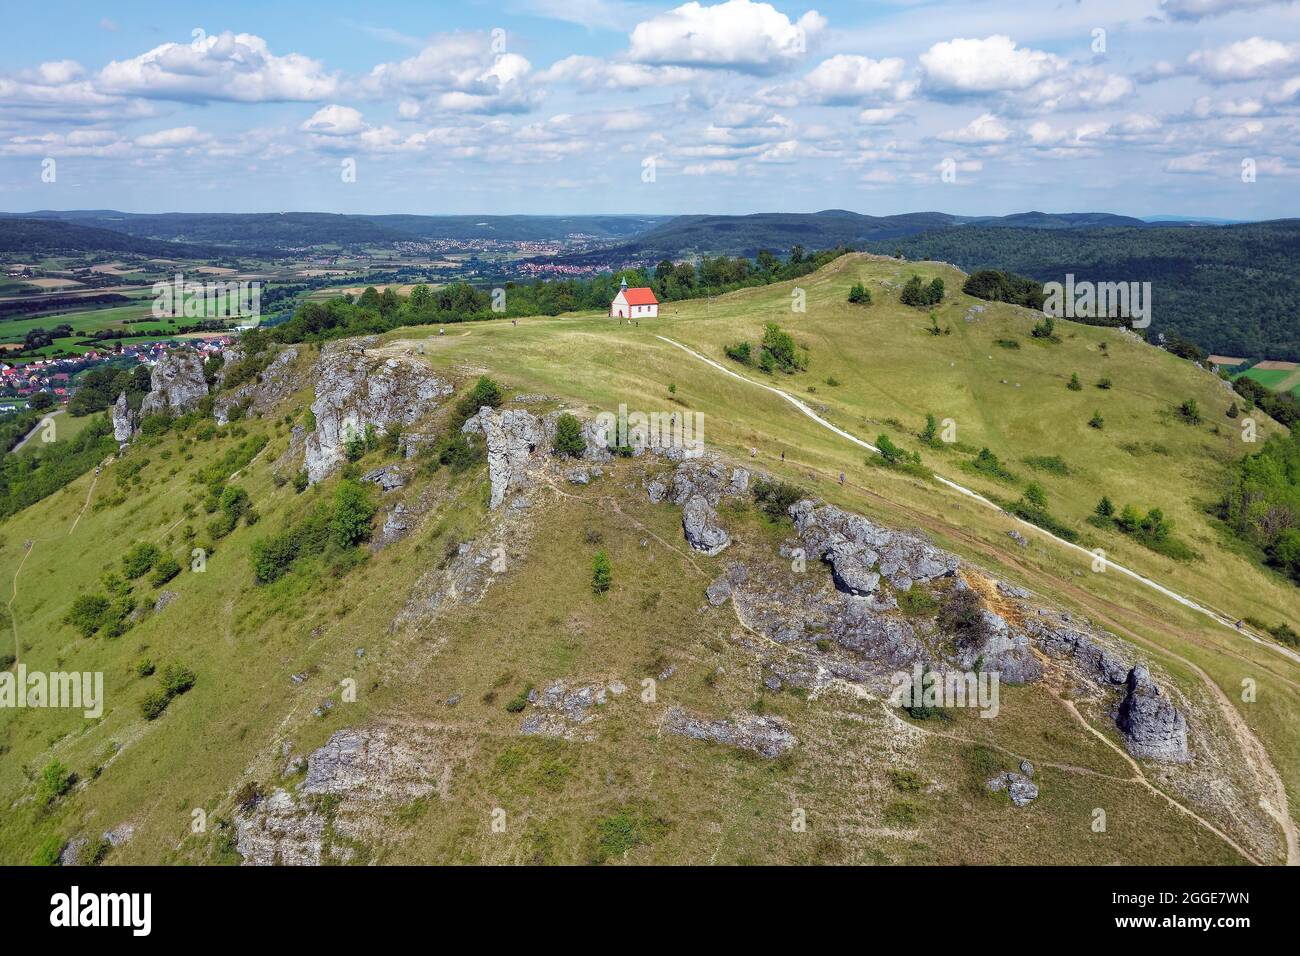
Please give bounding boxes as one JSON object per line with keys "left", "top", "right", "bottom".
{"left": 139, "top": 349, "right": 208, "bottom": 418}
{"left": 682, "top": 495, "right": 730, "bottom": 554}
{"left": 111, "top": 391, "right": 135, "bottom": 443}
{"left": 663, "top": 707, "right": 796, "bottom": 758}
{"left": 791, "top": 500, "right": 960, "bottom": 593}
{"left": 304, "top": 339, "right": 451, "bottom": 484}
{"left": 1116, "top": 665, "right": 1190, "bottom": 762}
{"left": 214, "top": 347, "right": 300, "bottom": 425}
{"left": 461, "top": 407, "right": 546, "bottom": 509}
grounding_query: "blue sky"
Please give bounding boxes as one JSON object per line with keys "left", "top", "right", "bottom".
{"left": 1, "top": 0, "right": 1298, "bottom": 217}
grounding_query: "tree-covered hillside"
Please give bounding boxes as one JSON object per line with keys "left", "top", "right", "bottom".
{"left": 870, "top": 220, "right": 1300, "bottom": 360}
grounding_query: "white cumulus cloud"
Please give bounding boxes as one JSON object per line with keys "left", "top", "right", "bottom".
{"left": 628, "top": 0, "right": 825, "bottom": 75}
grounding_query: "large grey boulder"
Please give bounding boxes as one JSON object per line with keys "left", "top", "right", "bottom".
{"left": 461, "top": 407, "right": 545, "bottom": 509}
{"left": 139, "top": 349, "right": 208, "bottom": 418}
{"left": 111, "top": 391, "right": 134, "bottom": 443}
{"left": 987, "top": 772, "right": 1039, "bottom": 806}
{"left": 826, "top": 539, "right": 880, "bottom": 595}
{"left": 682, "top": 495, "right": 730, "bottom": 554}
{"left": 791, "top": 500, "right": 959, "bottom": 591}
{"left": 304, "top": 339, "right": 451, "bottom": 484}
{"left": 1116, "top": 665, "right": 1189, "bottom": 762}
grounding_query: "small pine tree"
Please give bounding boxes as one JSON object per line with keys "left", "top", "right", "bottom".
{"left": 1068, "top": 372, "right": 1082, "bottom": 391}
{"left": 591, "top": 550, "right": 612, "bottom": 595}
{"left": 920, "top": 413, "right": 938, "bottom": 445}
{"left": 1227, "top": 402, "right": 1239, "bottom": 419}
{"left": 553, "top": 413, "right": 586, "bottom": 458}
{"left": 1089, "top": 411, "right": 1104, "bottom": 429}
{"left": 1095, "top": 496, "right": 1115, "bottom": 518}
{"left": 1024, "top": 481, "right": 1048, "bottom": 509}
{"left": 847, "top": 283, "right": 871, "bottom": 305}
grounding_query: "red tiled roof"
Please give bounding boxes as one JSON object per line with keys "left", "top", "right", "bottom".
{"left": 622, "top": 287, "right": 658, "bottom": 305}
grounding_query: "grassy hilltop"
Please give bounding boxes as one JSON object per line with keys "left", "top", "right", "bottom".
{"left": 0, "top": 252, "right": 1296, "bottom": 866}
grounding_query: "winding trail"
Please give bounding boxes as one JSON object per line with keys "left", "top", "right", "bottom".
{"left": 654, "top": 334, "right": 1299, "bottom": 666}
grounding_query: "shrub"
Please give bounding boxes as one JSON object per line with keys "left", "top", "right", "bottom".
{"left": 968, "top": 447, "right": 1016, "bottom": 482}
{"left": 890, "top": 768, "right": 927, "bottom": 792}
{"left": 65, "top": 594, "right": 111, "bottom": 637}
{"left": 1097, "top": 376, "right": 1113, "bottom": 390}
{"left": 453, "top": 376, "right": 504, "bottom": 427}
{"left": 1067, "top": 373, "right": 1082, "bottom": 391}
{"left": 751, "top": 477, "right": 803, "bottom": 522}
{"left": 1088, "top": 411, "right": 1104, "bottom": 429}
{"left": 724, "top": 341, "right": 752, "bottom": 365}
{"left": 330, "top": 479, "right": 375, "bottom": 549}
{"left": 877, "top": 434, "right": 920, "bottom": 469}
{"left": 1177, "top": 398, "right": 1202, "bottom": 424}
{"left": 919, "top": 413, "right": 939, "bottom": 446}
{"left": 938, "top": 587, "right": 990, "bottom": 650}
{"left": 760, "top": 322, "right": 807, "bottom": 374}
{"left": 293, "top": 469, "right": 309, "bottom": 493}
{"left": 136, "top": 658, "right": 156, "bottom": 678}
{"left": 553, "top": 413, "right": 586, "bottom": 458}
{"left": 433, "top": 431, "right": 483, "bottom": 473}
{"left": 847, "top": 283, "right": 871, "bottom": 305}
{"left": 899, "top": 274, "right": 944, "bottom": 308}
{"left": 962, "top": 269, "right": 1044, "bottom": 308}
{"left": 505, "top": 686, "right": 533, "bottom": 713}
{"left": 1031, "top": 315, "right": 1057, "bottom": 340}
{"left": 591, "top": 550, "right": 612, "bottom": 594}
{"left": 1024, "top": 455, "right": 1070, "bottom": 475}
{"left": 37, "top": 759, "right": 75, "bottom": 807}
{"left": 121, "top": 542, "right": 160, "bottom": 579}
{"left": 251, "top": 531, "right": 297, "bottom": 584}
{"left": 160, "top": 663, "right": 197, "bottom": 697}
{"left": 883, "top": 800, "right": 922, "bottom": 826}
{"left": 149, "top": 555, "right": 181, "bottom": 587}
{"left": 140, "top": 689, "right": 170, "bottom": 720}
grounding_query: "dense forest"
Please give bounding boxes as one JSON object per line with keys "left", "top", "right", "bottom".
{"left": 0, "top": 219, "right": 222, "bottom": 258}
{"left": 869, "top": 220, "right": 1300, "bottom": 360}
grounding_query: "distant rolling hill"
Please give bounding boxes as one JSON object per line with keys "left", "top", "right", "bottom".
{"left": 557, "top": 209, "right": 1164, "bottom": 261}
{"left": 0, "top": 211, "right": 671, "bottom": 249}
{"left": 0, "top": 218, "right": 226, "bottom": 259}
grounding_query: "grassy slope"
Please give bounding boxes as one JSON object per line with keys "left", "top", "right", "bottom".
{"left": 0, "top": 253, "right": 1295, "bottom": 865}
{"left": 374, "top": 253, "right": 1300, "bottom": 825}
{"left": 0, "top": 425, "right": 1249, "bottom": 865}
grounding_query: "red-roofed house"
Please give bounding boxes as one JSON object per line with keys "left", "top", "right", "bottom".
{"left": 610, "top": 277, "right": 658, "bottom": 319}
